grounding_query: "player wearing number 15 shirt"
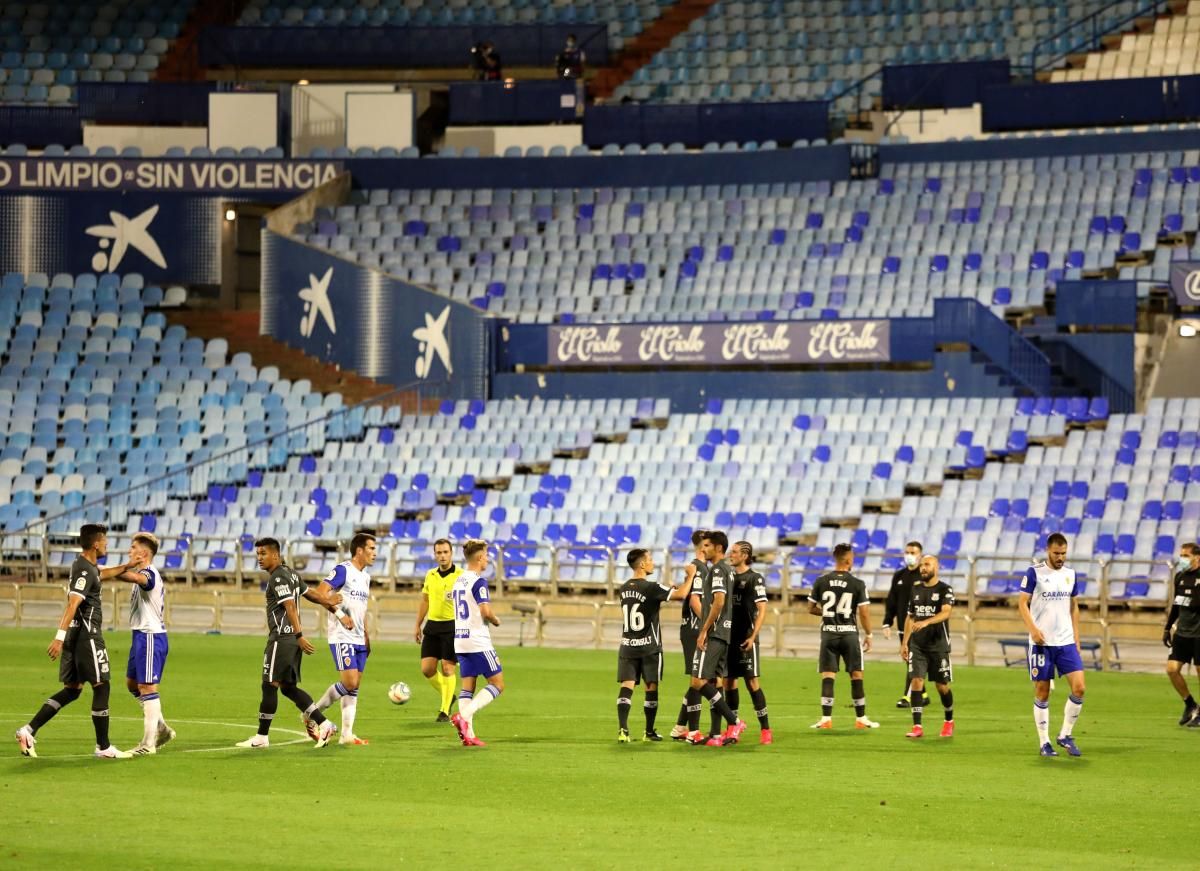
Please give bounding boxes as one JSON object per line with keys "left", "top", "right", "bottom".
{"left": 616, "top": 548, "right": 694, "bottom": 743}
{"left": 450, "top": 539, "right": 503, "bottom": 747}
{"left": 808, "top": 543, "right": 878, "bottom": 730}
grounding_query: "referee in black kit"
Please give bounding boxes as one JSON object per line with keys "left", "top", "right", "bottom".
{"left": 883, "top": 540, "right": 926, "bottom": 708}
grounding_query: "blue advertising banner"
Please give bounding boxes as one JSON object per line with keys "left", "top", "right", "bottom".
{"left": 0, "top": 159, "right": 341, "bottom": 193}
{"left": 1171, "top": 261, "right": 1200, "bottom": 306}
{"left": 260, "top": 231, "right": 490, "bottom": 398}
{"left": 0, "top": 192, "right": 231, "bottom": 284}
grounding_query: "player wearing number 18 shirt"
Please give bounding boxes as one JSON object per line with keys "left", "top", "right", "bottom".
{"left": 616, "top": 548, "right": 694, "bottom": 743}
{"left": 1017, "top": 532, "right": 1086, "bottom": 758}
{"left": 808, "top": 543, "right": 878, "bottom": 730}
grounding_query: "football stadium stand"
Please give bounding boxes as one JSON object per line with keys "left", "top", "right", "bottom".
{"left": 1050, "top": 0, "right": 1200, "bottom": 82}
{"left": 0, "top": 0, "right": 185, "bottom": 102}
{"left": 287, "top": 147, "right": 1200, "bottom": 322}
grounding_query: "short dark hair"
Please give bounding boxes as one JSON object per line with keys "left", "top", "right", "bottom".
{"left": 690, "top": 529, "right": 707, "bottom": 547}
{"left": 350, "top": 532, "right": 376, "bottom": 555}
{"left": 735, "top": 540, "right": 753, "bottom": 563}
{"left": 1046, "top": 533, "right": 1068, "bottom": 549}
{"left": 702, "top": 530, "right": 728, "bottom": 552}
{"left": 627, "top": 548, "right": 649, "bottom": 569}
{"left": 132, "top": 532, "right": 159, "bottom": 556}
{"left": 254, "top": 537, "right": 281, "bottom": 553}
{"left": 833, "top": 543, "right": 853, "bottom": 563}
{"left": 433, "top": 538, "right": 452, "bottom": 550}
{"left": 463, "top": 539, "right": 488, "bottom": 561}
{"left": 905, "top": 540, "right": 923, "bottom": 552}
{"left": 80, "top": 523, "right": 107, "bottom": 550}
{"left": 1183, "top": 542, "right": 1199, "bottom": 557}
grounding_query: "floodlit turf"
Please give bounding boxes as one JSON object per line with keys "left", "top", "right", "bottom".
{"left": 0, "top": 627, "right": 1196, "bottom": 869}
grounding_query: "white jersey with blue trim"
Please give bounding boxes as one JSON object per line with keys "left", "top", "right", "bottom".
{"left": 453, "top": 570, "right": 494, "bottom": 653}
{"left": 128, "top": 565, "right": 167, "bottom": 633}
{"left": 323, "top": 560, "right": 370, "bottom": 645}
{"left": 1019, "top": 561, "right": 1078, "bottom": 647}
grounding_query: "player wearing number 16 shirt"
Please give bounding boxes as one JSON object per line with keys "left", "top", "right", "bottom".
{"left": 808, "top": 543, "right": 878, "bottom": 730}
{"left": 616, "top": 548, "right": 694, "bottom": 744}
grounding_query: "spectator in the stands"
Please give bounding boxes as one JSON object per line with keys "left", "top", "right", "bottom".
{"left": 556, "top": 33, "right": 585, "bottom": 79}
{"left": 476, "top": 41, "right": 502, "bottom": 81}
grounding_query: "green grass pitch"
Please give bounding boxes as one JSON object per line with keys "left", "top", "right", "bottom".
{"left": 0, "top": 627, "right": 1195, "bottom": 870}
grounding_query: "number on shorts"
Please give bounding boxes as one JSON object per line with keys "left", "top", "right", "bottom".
{"left": 820, "top": 590, "right": 854, "bottom": 619}
{"left": 622, "top": 602, "right": 645, "bottom": 633}
{"left": 1030, "top": 651, "right": 1046, "bottom": 668}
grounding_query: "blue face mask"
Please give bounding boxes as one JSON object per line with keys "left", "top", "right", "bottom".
{"left": 1178, "top": 556, "right": 1194, "bottom": 574}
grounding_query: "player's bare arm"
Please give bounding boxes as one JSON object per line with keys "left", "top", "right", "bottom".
{"left": 667, "top": 573, "right": 696, "bottom": 602}
{"left": 858, "top": 603, "right": 873, "bottom": 652}
{"left": 479, "top": 601, "right": 501, "bottom": 627}
{"left": 98, "top": 557, "right": 145, "bottom": 580}
{"left": 1017, "top": 592, "right": 1046, "bottom": 645}
{"left": 1070, "top": 598, "right": 1081, "bottom": 648}
{"left": 912, "top": 602, "right": 953, "bottom": 633}
{"left": 415, "top": 591, "right": 429, "bottom": 642}
{"left": 308, "top": 581, "right": 352, "bottom": 628}
{"left": 743, "top": 600, "right": 766, "bottom": 651}
{"left": 283, "top": 599, "right": 314, "bottom": 654}
{"left": 48, "top": 594, "right": 84, "bottom": 660}
{"left": 808, "top": 599, "right": 822, "bottom": 616}
{"left": 900, "top": 620, "right": 913, "bottom": 660}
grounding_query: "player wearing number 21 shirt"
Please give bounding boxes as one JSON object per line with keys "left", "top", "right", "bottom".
{"left": 616, "top": 548, "right": 694, "bottom": 744}
{"left": 808, "top": 543, "right": 879, "bottom": 730}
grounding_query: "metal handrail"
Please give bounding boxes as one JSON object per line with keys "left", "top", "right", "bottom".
{"left": 1031, "top": 0, "right": 1170, "bottom": 74}
{"left": 3, "top": 376, "right": 447, "bottom": 541}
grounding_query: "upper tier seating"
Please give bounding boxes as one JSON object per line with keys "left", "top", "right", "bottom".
{"left": 290, "top": 147, "right": 1200, "bottom": 323}
{"left": 238, "top": 0, "right": 668, "bottom": 54}
{"left": 0, "top": 0, "right": 186, "bottom": 104}
{"left": 614, "top": 0, "right": 1143, "bottom": 105}
{"left": 1050, "top": 1, "right": 1200, "bottom": 83}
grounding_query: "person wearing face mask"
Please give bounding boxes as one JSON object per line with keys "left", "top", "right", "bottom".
{"left": 1163, "top": 542, "right": 1200, "bottom": 727}
{"left": 883, "top": 541, "right": 924, "bottom": 708}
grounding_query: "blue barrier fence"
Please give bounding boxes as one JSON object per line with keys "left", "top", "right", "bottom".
{"left": 1055, "top": 280, "right": 1138, "bottom": 328}
{"left": 1041, "top": 335, "right": 1135, "bottom": 412}
{"left": 76, "top": 82, "right": 218, "bottom": 126}
{"left": 583, "top": 100, "right": 829, "bottom": 148}
{"left": 882, "top": 60, "right": 1010, "bottom": 110}
{"left": 933, "top": 298, "right": 1052, "bottom": 395}
{"left": 982, "top": 74, "right": 1200, "bottom": 131}
{"left": 448, "top": 80, "right": 578, "bottom": 125}
{"left": 0, "top": 106, "right": 82, "bottom": 148}
{"left": 199, "top": 24, "right": 608, "bottom": 68}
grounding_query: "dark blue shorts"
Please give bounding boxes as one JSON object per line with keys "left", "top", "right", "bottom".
{"left": 1028, "top": 643, "right": 1084, "bottom": 681}
{"left": 458, "top": 649, "right": 502, "bottom": 678}
{"left": 126, "top": 631, "right": 168, "bottom": 684}
{"left": 329, "top": 642, "right": 369, "bottom": 674}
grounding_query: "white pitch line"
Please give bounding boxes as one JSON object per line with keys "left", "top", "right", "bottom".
{"left": 3, "top": 716, "right": 310, "bottom": 758}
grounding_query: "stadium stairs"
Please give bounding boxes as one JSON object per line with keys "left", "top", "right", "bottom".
{"left": 165, "top": 309, "right": 410, "bottom": 408}
{"left": 156, "top": 0, "right": 252, "bottom": 81}
{"left": 590, "top": 0, "right": 720, "bottom": 100}
{"left": 1039, "top": 0, "right": 1192, "bottom": 82}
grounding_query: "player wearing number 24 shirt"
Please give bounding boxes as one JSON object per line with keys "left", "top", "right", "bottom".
{"left": 808, "top": 543, "right": 878, "bottom": 730}
{"left": 616, "top": 548, "right": 695, "bottom": 744}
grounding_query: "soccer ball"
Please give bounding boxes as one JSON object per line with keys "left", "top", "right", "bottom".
{"left": 388, "top": 681, "right": 411, "bottom": 705}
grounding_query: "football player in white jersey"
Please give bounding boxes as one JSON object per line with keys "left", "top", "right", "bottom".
{"left": 1018, "top": 532, "right": 1086, "bottom": 758}
{"left": 450, "top": 539, "right": 503, "bottom": 747}
{"left": 309, "top": 533, "right": 376, "bottom": 745}
{"left": 103, "top": 533, "right": 176, "bottom": 755}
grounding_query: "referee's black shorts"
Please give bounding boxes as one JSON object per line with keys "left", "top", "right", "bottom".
{"left": 421, "top": 620, "right": 456, "bottom": 662}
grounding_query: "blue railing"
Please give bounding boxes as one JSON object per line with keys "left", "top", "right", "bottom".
{"left": 934, "top": 298, "right": 1052, "bottom": 396}
{"left": 1045, "top": 341, "right": 1135, "bottom": 413}
{"left": 1031, "top": 0, "right": 1170, "bottom": 74}
{"left": 76, "top": 82, "right": 219, "bottom": 126}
